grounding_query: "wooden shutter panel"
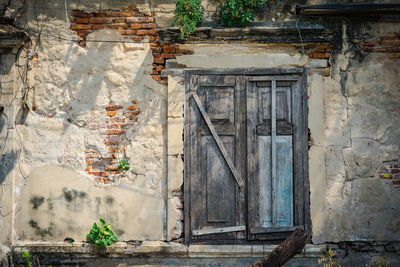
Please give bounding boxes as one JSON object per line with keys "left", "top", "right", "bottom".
{"left": 185, "top": 74, "right": 246, "bottom": 241}
{"left": 247, "top": 76, "right": 301, "bottom": 239}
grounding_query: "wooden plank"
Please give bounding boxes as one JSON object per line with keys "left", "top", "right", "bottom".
{"left": 191, "top": 92, "right": 245, "bottom": 188}
{"left": 291, "top": 77, "right": 303, "bottom": 228}
{"left": 271, "top": 80, "right": 277, "bottom": 226}
{"left": 183, "top": 70, "right": 191, "bottom": 244}
{"left": 275, "top": 136, "right": 293, "bottom": 227}
{"left": 258, "top": 136, "right": 272, "bottom": 228}
{"left": 200, "top": 75, "right": 236, "bottom": 86}
{"left": 235, "top": 75, "right": 247, "bottom": 239}
{"left": 246, "top": 79, "right": 260, "bottom": 237}
{"left": 192, "top": 225, "right": 246, "bottom": 236}
{"left": 301, "top": 70, "right": 311, "bottom": 234}
{"left": 248, "top": 75, "right": 300, "bottom": 81}
{"left": 184, "top": 68, "right": 304, "bottom": 76}
{"left": 250, "top": 226, "right": 303, "bottom": 234}
{"left": 203, "top": 136, "right": 236, "bottom": 223}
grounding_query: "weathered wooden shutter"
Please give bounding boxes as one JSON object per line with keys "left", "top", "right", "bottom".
{"left": 185, "top": 74, "right": 246, "bottom": 241}
{"left": 247, "top": 75, "right": 304, "bottom": 240}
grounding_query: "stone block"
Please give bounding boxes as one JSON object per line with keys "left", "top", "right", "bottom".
{"left": 168, "top": 156, "right": 183, "bottom": 197}
{"left": 307, "top": 59, "right": 328, "bottom": 68}
{"left": 168, "top": 118, "right": 184, "bottom": 156}
{"left": 167, "top": 76, "right": 184, "bottom": 118}
{"left": 167, "top": 197, "right": 183, "bottom": 241}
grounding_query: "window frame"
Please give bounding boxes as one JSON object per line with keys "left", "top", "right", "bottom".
{"left": 183, "top": 68, "right": 310, "bottom": 244}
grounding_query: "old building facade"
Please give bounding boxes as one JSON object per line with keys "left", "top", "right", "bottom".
{"left": 0, "top": 0, "right": 399, "bottom": 266}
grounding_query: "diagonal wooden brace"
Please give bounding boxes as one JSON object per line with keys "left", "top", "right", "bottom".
{"left": 191, "top": 92, "right": 245, "bottom": 189}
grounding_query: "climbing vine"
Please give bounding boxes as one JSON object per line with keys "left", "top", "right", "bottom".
{"left": 173, "top": 0, "right": 267, "bottom": 38}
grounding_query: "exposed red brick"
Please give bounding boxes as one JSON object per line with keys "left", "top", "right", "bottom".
{"left": 76, "top": 30, "right": 91, "bottom": 37}
{"left": 70, "top": 24, "right": 91, "bottom": 30}
{"left": 392, "top": 181, "right": 400, "bottom": 185}
{"left": 106, "top": 11, "right": 132, "bottom": 17}
{"left": 151, "top": 47, "right": 162, "bottom": 53}
{"left": 107, "top": 111, "right": 118, "bottom": 117}
{"left": 130, "top": 36, "right": 143, "bottom": 42}
{"left": 155, "top": 65, "right": 164, "bottom": 72}
{"left": 126, "top": 17, "right": 154, "bottom": 23}
{"left": 104, "top": 141, "right": 119, "bottom": 146}
{"left": 161, "top": 53, "right": 175, "bottom": 59}
{"left": 71, "top": 10, "right": 93, "bottom": 18}
{"left": 136, "top": 29, "right": 158, "bottom": 36}
{"left": 372, "top": 46, "right": 400, "bottom": 53}
{"left": 153, "top": 57, "right": 164, "bottom": 64}
{"left": 121, "top": 123, "right": 135, "bottom": 129}
{"left": 391, "top": 169, "right": 400, "bottom": 173}
{"left": 130, "top": 24, "right": 142, "bottom": 30}
{"left": 113, "top": 18, "right": 126, "bottom": 23}
{"left": 107, "top": 23, "right": 129, "bottom": 29}
{"left": 105, "top": 129, "right": 125, "bottom": 135}
{"left": 310, "top": 52, "right": 325, "bottom": 59}
{"left": 109, "top": 117, "right": 122, "bottom": 122}
{"left": 91, "top": 25, "right": 105, "bottom": 30}
{"left": 93, "top": 12, "right": 107, "bottom": 17}
{"left": 106, "top": 105, "right": 123, "bottom": 111}
{"left": 127, "top": 105, "right": 137, "bottom": 110}
{"left": 159, "top": 81, "right": 167, "bottom": 86}
{"left": 75, "top": 18, "right": 89, "bottom": 24}
{"left": 163, "top": 46, "right": 176, "bottom": 53}
{"left": 89, "top": 17, "right": 113, "bottom": 24}
{"left": 141, "top": 23, "right": 158, "bottom": 29}
{"left": 152, "top": 75, "right": 161, "bottom": 81}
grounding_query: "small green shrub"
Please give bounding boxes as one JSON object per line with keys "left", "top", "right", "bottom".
{"left": 174, "top": 0, "right": 205, "bottom": 39}
{"left": 86, "top": 219, "right": 118, "bottom": 249}
{"left": 219, "top": 0, "right": 267, "bottom": 27}
{"left": 117, "top": 153, "right": 130, "bottom": 171}
{"left": 22, "top": 251, "right": 32, "bottom": 267}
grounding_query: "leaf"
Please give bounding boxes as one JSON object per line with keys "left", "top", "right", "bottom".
{"left": 100, "top": 219, "right": 105, "bottom": 226}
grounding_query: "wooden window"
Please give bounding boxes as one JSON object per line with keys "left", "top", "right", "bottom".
{"left": 184, "top": 69, "right": 310, "bottom": 243}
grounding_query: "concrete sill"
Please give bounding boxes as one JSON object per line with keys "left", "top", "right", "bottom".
{"left": 13, "top": 241, "right": 326, "bottom": 258}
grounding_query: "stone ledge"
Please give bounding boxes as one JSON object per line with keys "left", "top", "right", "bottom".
{"left": 159, "top": 23, "right": 337, "bottom": 44}
{"left": 12, "top": 241, "right": 326, "bottom": 258}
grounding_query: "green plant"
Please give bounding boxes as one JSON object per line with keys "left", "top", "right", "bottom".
{"left": 219, "top": 0, "right": 267, "bottom": 27}
{"left": 117, "top": 153, "right": 130, "bottom": 171}
{"left": 22, "top": 251, "right": 32, "bottom": 267}
{"left": 86, "top": 219, "right": 118, "bottom": 249}
{"left": 173, "top": 0, "right": 205, "bottom": 39}
{"left": 367, "top": 256, "right": 390, "bottom": 267}
{"left": 64, "top": 237, "right": 75, "bottom": 245}
{"left": 317, "top": 250, "right": 341, "bottom": 267}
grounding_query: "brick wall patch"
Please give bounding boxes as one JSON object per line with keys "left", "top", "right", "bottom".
{"left": 378, "top": 161, "right": 400, "bottom": 188}
{"left": 85, "top": 101, "right": 140, "bottom": 184}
